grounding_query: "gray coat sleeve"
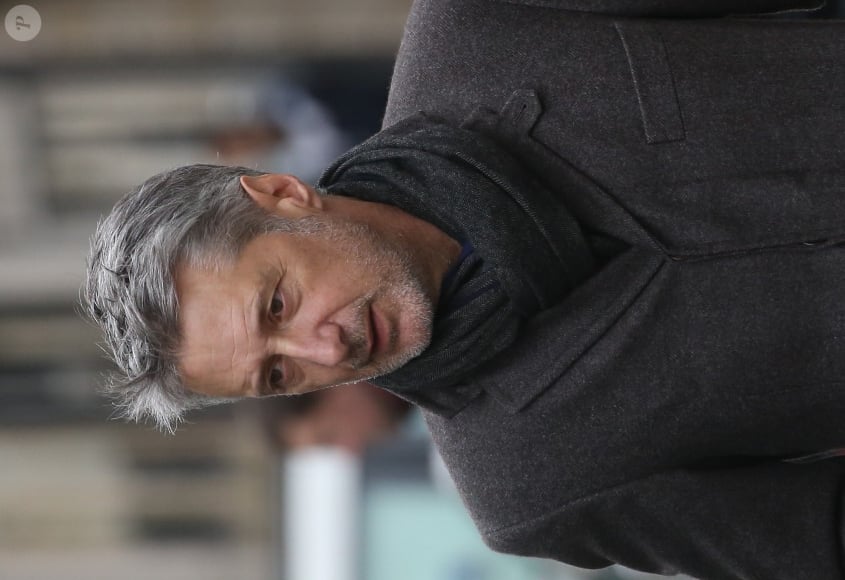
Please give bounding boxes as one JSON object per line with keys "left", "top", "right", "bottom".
{"left": 489, "top": 0, "right": 825, "bottom": 16}
{"left": 480, "top": 461, "right": 845, "bottom": 580}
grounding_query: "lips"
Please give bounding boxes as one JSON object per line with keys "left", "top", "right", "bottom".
{"left": 366, "top": 305, "right": 377, "bottom": 361}
{"left": 369, "top": 304, "right": 388, "bottom": 359}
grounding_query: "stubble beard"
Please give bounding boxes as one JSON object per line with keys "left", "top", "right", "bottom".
{"left": 316, "top": 215, "right": 435, "bottom": 382}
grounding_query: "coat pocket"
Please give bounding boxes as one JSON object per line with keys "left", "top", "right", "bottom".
{"left": 614, "top": 21, "right": 686, "bottom": 145}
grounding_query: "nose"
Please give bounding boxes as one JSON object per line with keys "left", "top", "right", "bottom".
{"left": 275, "top": 322, "right": 350, "bottom": 367}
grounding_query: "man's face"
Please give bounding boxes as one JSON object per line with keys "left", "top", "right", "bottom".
{"left": 175, "top": 175, "right": 436, "bottom": 399}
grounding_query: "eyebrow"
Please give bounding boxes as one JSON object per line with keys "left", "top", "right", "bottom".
{"left": 248, "top": 267, "right": 276, "bottom": 397}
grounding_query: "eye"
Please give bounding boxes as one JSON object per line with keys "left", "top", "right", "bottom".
{"left": 268, "top": 359, "right": 284, "bottom": 390}
{"left": 270, "top": 285, "right": 284, "bottom": 318}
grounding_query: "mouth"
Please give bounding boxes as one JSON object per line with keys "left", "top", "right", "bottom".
{"left": 368, "top": 303, "right": 388, "bottom": 360}
{"left": 367, "top": 304, "right": 379, "bottom": 362}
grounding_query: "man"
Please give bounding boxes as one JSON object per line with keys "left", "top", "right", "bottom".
{"left": 83, "top": 0, "right": 845, "bottom": 578}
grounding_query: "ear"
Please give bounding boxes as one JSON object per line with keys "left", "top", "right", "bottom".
{"left": 240, "top": 174, "right": 323, "bottom": 217}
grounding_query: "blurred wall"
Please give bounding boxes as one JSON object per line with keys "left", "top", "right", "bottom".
{"left": 0, "top": 1, "right": 409, "bottom": 578}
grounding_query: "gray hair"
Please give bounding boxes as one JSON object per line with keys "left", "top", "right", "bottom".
{"left": 82, "top": 164, "right": 312, "bottom": 433}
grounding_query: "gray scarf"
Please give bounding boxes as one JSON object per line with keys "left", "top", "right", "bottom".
{"left": 318, "top": 113, "right": 596, "bottom": 415}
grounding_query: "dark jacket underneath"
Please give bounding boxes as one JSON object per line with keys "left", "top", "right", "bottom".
{"left": 377, "top": 0, "right": 845, "bottom": 578}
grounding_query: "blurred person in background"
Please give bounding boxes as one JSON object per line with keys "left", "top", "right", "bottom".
{"left": 209, "top": 78, "right": 351, "bottom": 184}
{"left": 83, "top": 0, "right": 845, "bottom": 578}
{"left": 261, "top": 382, "right": 411, "bottom": 455}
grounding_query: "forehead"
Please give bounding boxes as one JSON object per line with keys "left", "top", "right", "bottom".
{"left": 176, "top": 232, "right": 285, "bottom": 304}
{"left": 173, "top": 235, "right": 280, "bottom": 395}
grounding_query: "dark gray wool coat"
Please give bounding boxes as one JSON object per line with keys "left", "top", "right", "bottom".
{"left": 377, "top": 0, "right": 845, "bottom": 578}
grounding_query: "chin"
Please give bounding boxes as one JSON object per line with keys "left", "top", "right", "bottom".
{"left": 395, "top": 319, "right": 432, "bottom": 366}
{"left": 369, "top": 318, "right": 430, "bottom": 379}
{"left": 375, "top": 267, "right": 434, "bottom": 374}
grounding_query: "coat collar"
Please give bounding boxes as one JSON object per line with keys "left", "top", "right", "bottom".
{"left": 390, "top": 247, "right": 664, "bottom": 417}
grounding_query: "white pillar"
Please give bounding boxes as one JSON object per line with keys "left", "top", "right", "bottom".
{"left": 283, "top": 448, "right": 360, "bottom": 580}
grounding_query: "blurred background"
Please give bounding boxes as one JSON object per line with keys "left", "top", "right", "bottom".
{"left": 0, "top": 0, "right": 841, "bottom": 579}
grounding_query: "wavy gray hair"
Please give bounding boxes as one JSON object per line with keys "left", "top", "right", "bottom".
{"left": 82, "top": 164, "right": 311, "bottom": 433}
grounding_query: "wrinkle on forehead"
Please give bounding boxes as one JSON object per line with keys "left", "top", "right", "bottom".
{"left": 237, "top": 292, "right": 263, "bottom": 396}
{"left": 176, "top": 262, "right": 263, "bottom": 398}
{"left": 180, "top": 302, "right": 237, "bottom": 392}
{"left": 228, "top": 302, "right": 243, "bottom": 393}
